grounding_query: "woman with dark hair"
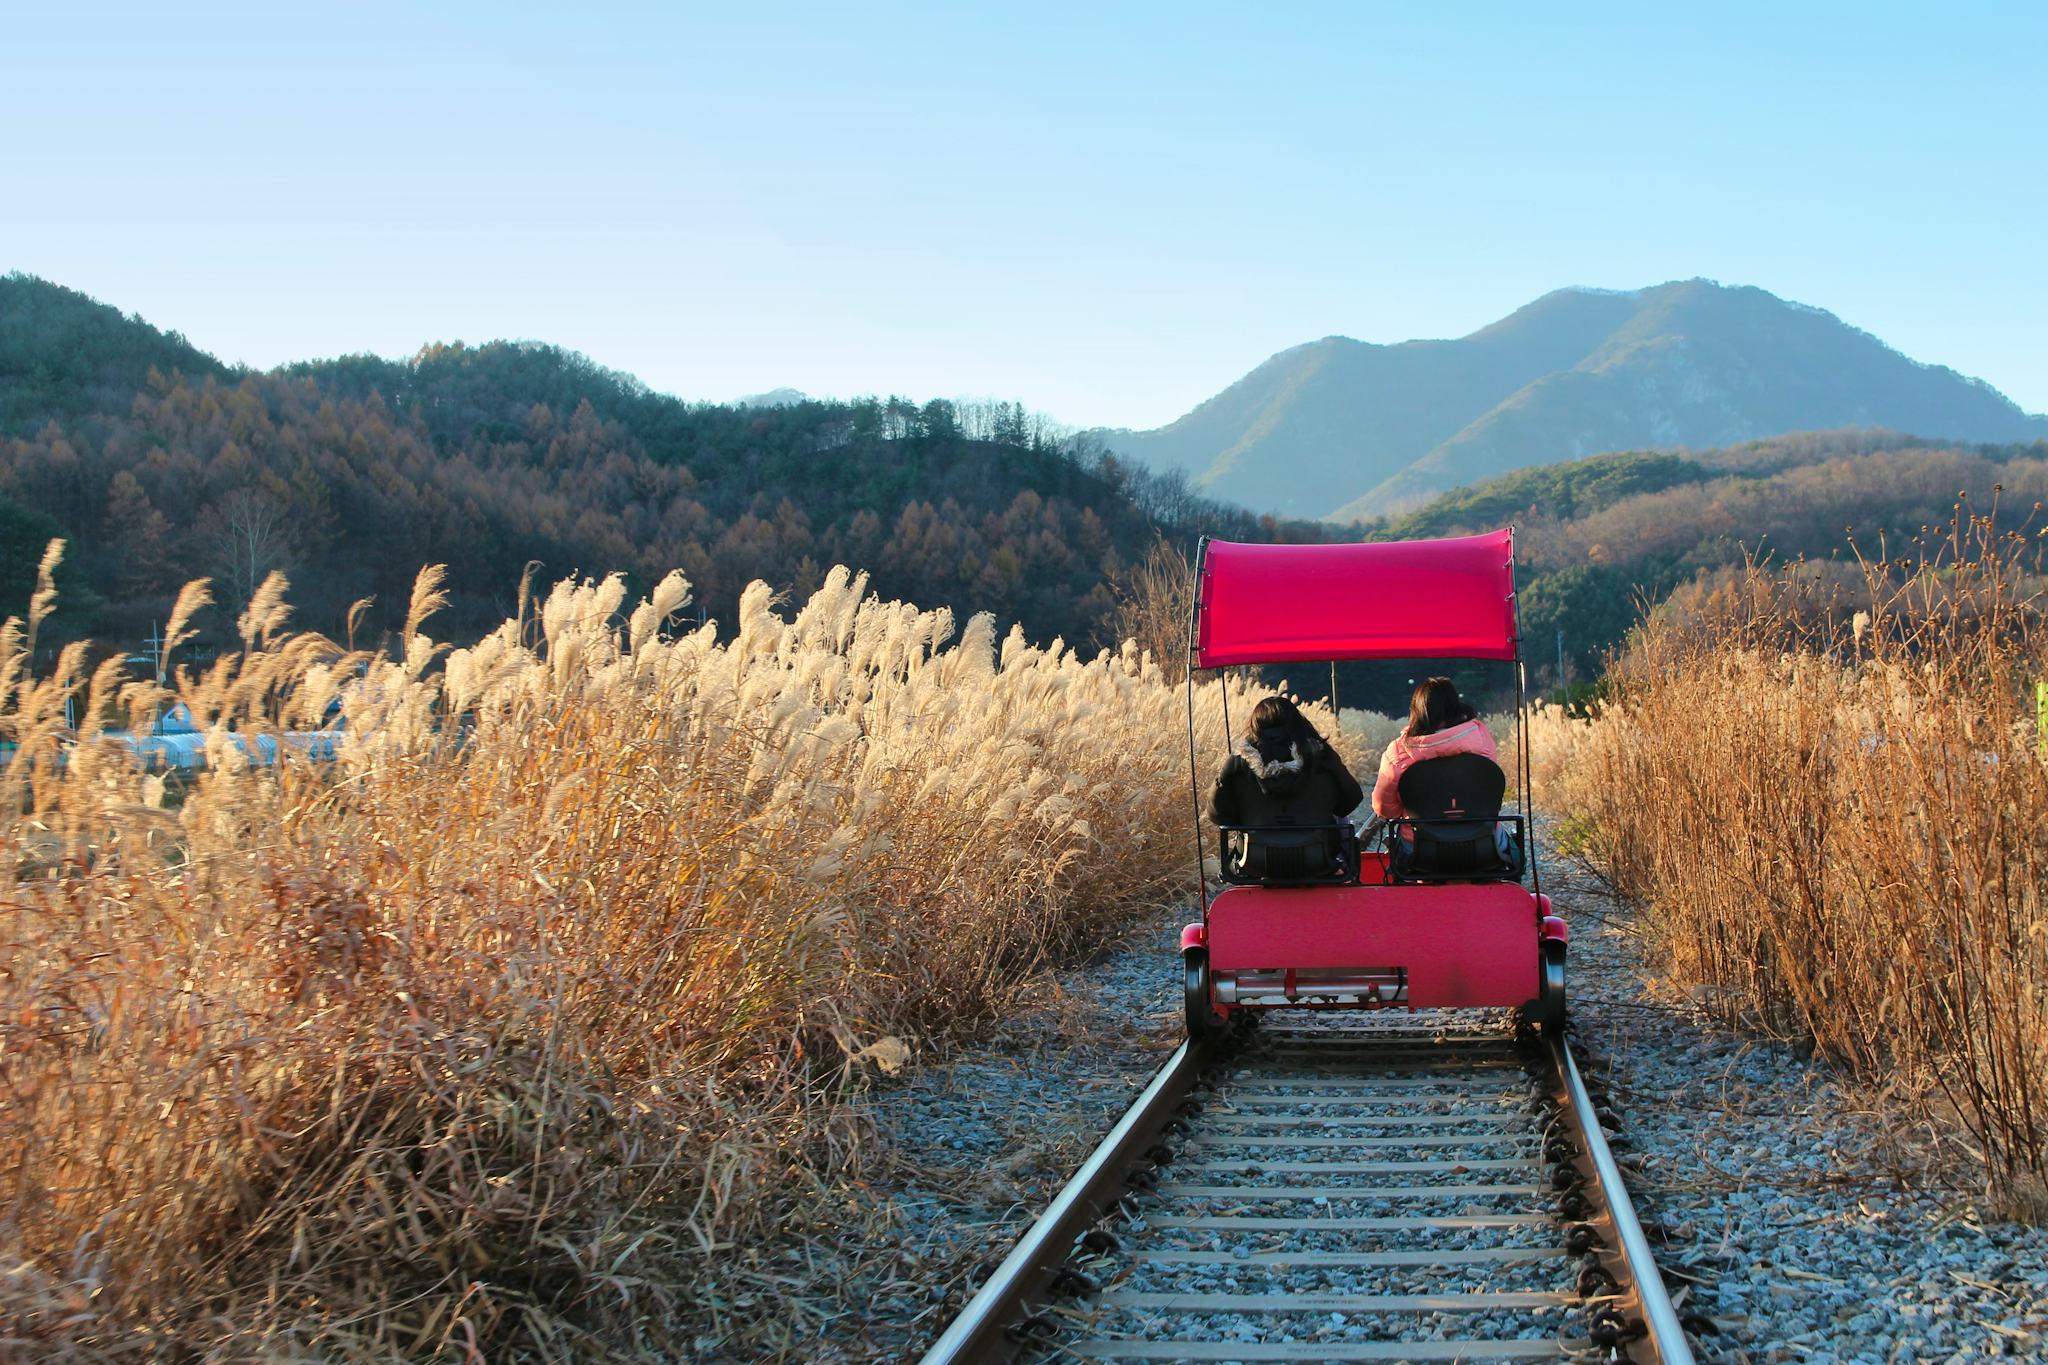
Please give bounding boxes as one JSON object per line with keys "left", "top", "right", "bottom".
{"left": 1209, "top": 695, "right": 1364, "bottom": 830}
{"left": 1370, "top": 676, "right": 1499, "bottom": 820}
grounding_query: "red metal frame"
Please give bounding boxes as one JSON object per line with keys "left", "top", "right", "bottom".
{"left": 1210, "top": 881, "right": 1535, "bottom": 1000}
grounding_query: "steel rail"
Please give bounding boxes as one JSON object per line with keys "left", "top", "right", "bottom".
{"left": 919, "top": 1026, "right": 1696, "bottom": 1365}
{"left": 1550, "top": 1034, "right": 1697, "bottom": 1365}
{"left": 915, "top": 1038, "right": 1213, "bottom": 1365}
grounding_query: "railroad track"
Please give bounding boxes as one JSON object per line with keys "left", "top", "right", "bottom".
{"left": 918, "top": 1013, "right": 1694, "bottom": 1364}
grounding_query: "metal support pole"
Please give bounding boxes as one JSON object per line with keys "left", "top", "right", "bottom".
{"left": 1508, "top": 531, "right": 1540, "bottom": 899}
{"left": 1186, "top": 539, "right": 1211, "bottom": 915}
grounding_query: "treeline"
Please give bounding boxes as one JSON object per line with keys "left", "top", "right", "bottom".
{"left": 0, "top": 275, "right": 1323, "bottom": 654}
{"left": 0, "top": 275, "right": 229, "bottom": 432}
{"left": 14, "top": 274, "right": 2038, "bottom": 689}
{"left": 1365, "top": 429, "right": 2048, "bottom": 683}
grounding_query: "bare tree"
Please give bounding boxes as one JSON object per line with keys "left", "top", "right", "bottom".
{"left": 205, "top": 488, "right": 296, "bottom": 612}
{"left": 1128, "top": 464, "right": 1203, "bottom": 526}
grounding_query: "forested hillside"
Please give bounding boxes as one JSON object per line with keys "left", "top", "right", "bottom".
{"left": 0, "top": 275, "right": 1318, "bottom": 652}
{"left": 11, "top": 274, "right": 2043, "bottom": 696}
{"left": 1367, "top": 428, "right": 2048, "bottom": 682}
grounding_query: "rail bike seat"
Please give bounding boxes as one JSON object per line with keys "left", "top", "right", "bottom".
{"left": 1216, "top": 821, "right": 1360, "bottom": 887}
{"left": 1388, "top": 753, "right": 1525, "bottom": 883}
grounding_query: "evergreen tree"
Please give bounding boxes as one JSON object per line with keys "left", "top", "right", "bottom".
{"left": 103, "top": 471, "right": 176, "bottom": 599}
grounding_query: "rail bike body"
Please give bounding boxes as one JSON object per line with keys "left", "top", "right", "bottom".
{"left": 1180, "top": 531, "right": 1568, "bottom": 1038}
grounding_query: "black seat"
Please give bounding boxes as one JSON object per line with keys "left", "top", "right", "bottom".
{"left": 1392, "top": 753, "right": 1519, "bottom": 881}
{"left": 1220, "top": 823, "right": 1359, "bottom": 886}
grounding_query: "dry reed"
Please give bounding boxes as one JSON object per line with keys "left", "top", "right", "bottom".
{"left": 1556, "top": 499, "right": 2048, "bottom": 1210}
{"left": 1, "top": 555, "right": 1287, "bottom": 1359}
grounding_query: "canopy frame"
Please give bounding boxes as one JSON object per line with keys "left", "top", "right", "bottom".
{"left": 1183, "top": 529, "right": 1539, "bottom": 913}
{"left": 1195, "top": 531, "right": 1518, "bottom": 668}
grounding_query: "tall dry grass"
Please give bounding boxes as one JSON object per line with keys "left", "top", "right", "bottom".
{"left": 1524, "top": 701, "right": 1605, "bottom": 802}
{"left": 1112, "top": 537, "right": 1197, "bottom": 686}
{"left": 1, "top": 553, "right": 1277, "bottom": 1359}
{"left": 1557, "top": 502, "right": 2048, "bottom": 1209}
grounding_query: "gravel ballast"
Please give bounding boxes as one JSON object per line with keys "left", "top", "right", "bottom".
{"left": 810, "top": 905, "right": 1187, "bottom": 1363}
{"left": 1064, "top": 1013, "right": 1586, "bottom": 1357}
{"left": 798, "top": 849, "right": 2048, "bottom": 1364}
{"left": 1554, "top": 851, "right": 2048, "bottom": 1362}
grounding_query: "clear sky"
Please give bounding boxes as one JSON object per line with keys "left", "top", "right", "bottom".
{"left": 4, "top": 2, "right": 2043, "bottom": 429}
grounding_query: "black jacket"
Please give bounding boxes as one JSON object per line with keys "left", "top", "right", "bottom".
{"left": 1209, "top": 725, "right": 1365, "bottom": 829}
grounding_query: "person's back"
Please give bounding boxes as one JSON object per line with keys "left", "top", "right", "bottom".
{"left": 1210, "top": 697, "right": 1364, "bottom": 830}
{"left": 1372, "top": 676, "right": 1520, "bottom": 877}
{"left": 1209, "top": 695, "right": 1364, "bottom": 884}
{"left": 1371, "top": 677, "right": 1500, "bottom": 820}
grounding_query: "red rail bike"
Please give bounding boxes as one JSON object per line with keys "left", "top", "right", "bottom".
{"left": 1180, "top": 530, "right": 1568, "bottom": 1039}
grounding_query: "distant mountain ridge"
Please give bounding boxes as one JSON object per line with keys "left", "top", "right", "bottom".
{"left": 1370, "top": 429, "right": 2048, "bottom": 685}
{"left": 1093, "top": 280, "right": 2048, "bottom": 521}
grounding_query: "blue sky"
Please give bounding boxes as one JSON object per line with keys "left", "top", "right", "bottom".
{"left": 4, "top": 2, "right": 2043, "bottom": 428}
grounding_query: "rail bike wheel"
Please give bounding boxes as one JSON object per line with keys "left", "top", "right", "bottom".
{"left": 1184, "top": 948, "right": 1226, "bottom": 1042}
{"left": 1536, "top": 940, "right": 1567, "bottom": 1034}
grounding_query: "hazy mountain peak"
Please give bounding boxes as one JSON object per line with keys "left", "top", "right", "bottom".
{"left": 733, "top": 386, "right": 808, "bottom": 408}
{"left": 1092, "top": 280, "right": 2046, "bottom": 521}
{"left": 1550, "top": 283, "right": 1639, "bottom": 296}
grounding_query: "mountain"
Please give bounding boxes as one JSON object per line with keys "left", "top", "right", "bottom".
{"left": 1095, "top": 280, "right": 2048, "bottom": 521}
{"left": 0, "top": 273, "right": 230, "bottom": 432}
{"left": 733, "top": 386, "right": 808, "bottom": 408}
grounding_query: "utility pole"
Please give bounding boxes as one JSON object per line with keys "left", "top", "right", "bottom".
{"left": 1556, "top": 629, "right": 1566, "bottom": 691}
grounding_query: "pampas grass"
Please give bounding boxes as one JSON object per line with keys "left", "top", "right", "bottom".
{"left": 0, "top": 554, "right": 1280, "bottom": 1358}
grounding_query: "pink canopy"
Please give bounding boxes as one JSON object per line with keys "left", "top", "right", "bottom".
{"left": 1195, "top": 530, "right": 1518, "bottom": 667}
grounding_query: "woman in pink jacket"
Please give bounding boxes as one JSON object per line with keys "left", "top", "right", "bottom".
{"left": 1371, "top": 676, "right": 1500, "bottom": 820}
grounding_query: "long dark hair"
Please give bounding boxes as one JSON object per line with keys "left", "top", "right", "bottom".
{"left": 1244, "top": 695, "right": 1324, "bottom": 752}
{"left": 1407, "top": 677, "right": 1477, "bottom": 737}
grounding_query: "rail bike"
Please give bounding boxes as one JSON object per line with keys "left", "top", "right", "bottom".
{"left": 911, "top": 535, "right": 1681, "bottom": 1365}
{"left": 1180, "top": 529, "right": 1569, "bottom": 1039}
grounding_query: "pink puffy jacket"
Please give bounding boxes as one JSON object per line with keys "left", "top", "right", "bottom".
{"left": 1371, "top": 719, "right": 1500, "bottom": 819}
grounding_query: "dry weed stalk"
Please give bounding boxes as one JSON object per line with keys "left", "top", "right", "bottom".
{"left": 1560, "top": 497, "right": 2048, "bottom": 1209}
{"left": 1, "top": 555, "right": 1276, "bottom": 1358}
{"left": 1111, "top": 537, "right": 1197, "bottom": 685}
